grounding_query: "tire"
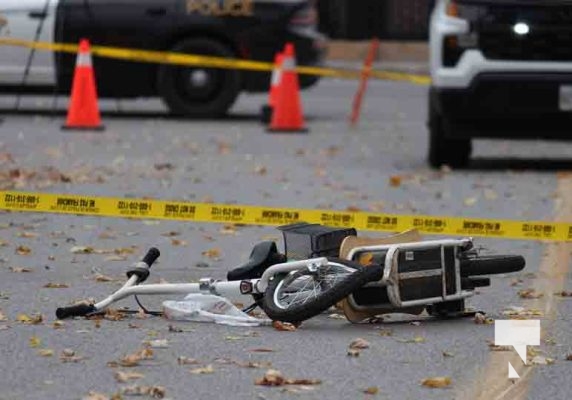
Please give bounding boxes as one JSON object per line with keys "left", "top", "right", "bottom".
{"left": 262, "top": 261, "right": 383, "bottom": 323}
{"left": 428, "top": 95, "right": 472, "bottom": 168}
{"left": 157, "top": 38, "right": 241, "bottom": 118}
{"left": 460, "top": 255, "right": 525, "bottom": 277}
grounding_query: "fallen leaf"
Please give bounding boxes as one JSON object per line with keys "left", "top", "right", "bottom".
{"left": 189, "top": 365, "right": 215, "bottom": 375}
{"left": 108, "top": 348, "right": 154, "bottom": 368}
{"left": 358, "top": 252, "right": 374, "bottom": 266}
{"left": 60, "top": 349, "right": 83, "bottom": 363}
{"left": 144, "top": 339, "right": 169, "bottom": 348}
{"left": 94, "top": 274, "right": 116, "bottom": 282}
{"left": 328, "top": 313, "right": 346, "bottom": 320}
{"left": 0, "top": 310, "right": 6, "bottom": 321}
{"left": 396, "top": 336, "right": 425, "bottom": 344}
{"left": 421, "top": 376, "right": 452, "bottom": 388}
{"left": 483, "top": 188, "right": 498, "bottom": 201}
{"left": 104, "top": 255, "right": 127, "bottom": 262}
{"left": 487, "top": 340, "right": 512, "bottom": 352}
{"left": 272, "top": 321, "right": 297, "bottom": 332}
{"left": 389, "top": 175, "right": 402, "bottom": 187}
{"left": 70, "top": 246, "right": 94, "bottom": 254}
{"left": 38, "top": 349, "right": 54, "bottom": 357}
{"left": 464, "top": 197, "right": 478, "bottom": 207}
{"left": 442, "top": 351, "right": 455, "bottom": 358}
{"left": 17, "top": 314, "right": 43, "bottom": 324}
{"left": 219, "top": 224, "right": 237, "bottom": 235}
{"left": 363, "top": 386, "right": 379, "bottom": 395}
{"left": 15, "top": 245, "right": 32, "bottom": 255}
{"left": 474, "top": 312, "right": 494, "bottom": 325}
{"left": 254, "top": 165, "right": 267, "bottom": 175}
{"left": 202, "top": 248, "right": 221, "bottom": 260}
{"left": 114, "top": 371, "right": 145, "bottom": 383}
{"left": 530, "top": 356, "right": 555, "bottom": 365}
{"left": 566, "top": 354, "right": 572, "bottom": 361}
{"left": 349, "top": 338, "right": 370, "bottom": 350}
{"left": 255, "top": 369, "right": 321, "bottom": 386}
{"left": 518, "top": 288, "right": 543, "bottom": 299}
{"left": 347, "top": 349, "right": 360, "bottom": 357}
{"left": 16, "top": 231, "right": 38, "bottom": 238}
{"left": 177, "top": 356, "right": 200, "bottom": 365}
{"left": 82, "top": 392, "right": 109, "bottom": 400}
{"left": 120, "top": 385, "right": 166, "bottom": 398}
{"left": 9, "top": 267, "right": 33, "bottom": 273}
{"left": 373, "top": 329, "right": 391, "bottom": 338}
{"left": 43, "top": 282, "right": 69, "bottom": 289}
{"left": 556, "top": 291, "right": 572, "bottom": 297}
{"left": 103, "top": 308, "right": 128, "bottom": 321}
{"left": 29, "top": 336, "right": 41, "bottom": 348}
{"left": 161, "top": 231, "right": 180, "bottom": 237}
{"left": 168, "top": 325, "right": 183, "bottom": 333}
{"left": 249, "top": 348, "right": 275, "bottom": 353}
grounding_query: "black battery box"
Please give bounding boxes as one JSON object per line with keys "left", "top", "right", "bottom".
{"left": 278, "top": 222, "right": 357, "bottom": 260}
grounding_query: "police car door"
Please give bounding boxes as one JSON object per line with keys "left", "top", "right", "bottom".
{"left": 0, "top": 0, "right": 57, "bottom": 86}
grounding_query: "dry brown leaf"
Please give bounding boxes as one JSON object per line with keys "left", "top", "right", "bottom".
{"left": 566, "top": 354, "right": 572, "bottom": 361}
{"left": 378, "top": 328, "right": 393, "bottom": 337}
{"left": 104, "top": 308, "right": 128, "bottom": 321}
{"left": 254, "top": 165, "right": 267, "bottom": 175}
{"left": 161, "top": 231, "right": 180, "bottom": 237}
{"left": 9, "top": 267, "right": 33, "bottom": 273}
{"left": 82, "top": 392, "right": 109, "bottom": 400}
{"left": 202, "top": 248, "right": 221, "bottom": 260}
{"left": 104, "top": 255, "right": 127, "bottom": 262}
{"left": 347, "top": 349, "right": 360, "bottom": 357}
{"left": 487, "top": 340, "right": 512, "bottom": 352}
{"left": 474, "top": 312, "right": 494, "bottom": 325}
{"left": 144, "top": 339, "right": 169, "bottom": 348}
{"left": 530, "top": 356, "right": 555, "bottom": 365}
{"left": 556, "top": 291, "right": 572, "bottom": 297}
{"left": 464, "top": 197, "right": 478, "bottom": 207}
{"left": 177, "top": 356, "right": 200, "bottom": 365}
{"left": 389, "top": 175, "right": 402, "bottom": 187}
{"left": 120, "top": 385, "right": 165, "bottom": 398}
{"left": 171, "top": 238, "right": 187, "bottom": 247}
{"left": 346, "top": 205, "right": 362, "bottom": 212}
{"left": 518, "top": 288, "right": 544, "bottom": 299}
{"left": 70, "top": 246, "right": 94, "bottom": 254}
{"left": 255, "top": 369, "right": 321, "bottom": 386}
{"left": 0, "top": 310, "right": 7, "bottom": 322}
{"left": 29, "top": 336, "right": 41, "bottom": 348}
{"left": 17, "top": 313, "right": 43, "bottom": 324}
{"left": 15, "top": 245, "right": 32, "bottom": 255}
{"left": 189, "top": 365, "right": 215, "bottom": 375}
{"left": 94, "top": 274, "right": 116, "bottom": 282}
{"left": 108, "top": 348, "right": 154, "bottom": 368}
{"left": 249, "top": 348, "right": 275, "bottom": 353}
{"left": 421, "top": 376, "right": 452, "bottom": 388}
{"left": 219, "top": 224, "right": 237, "bottom": 235}
{"left": 38, "top": 349, "right": 54, "bottom": 357}
{"left": 16, "top": 231, "right": 38, "bottom": 238}
{"left": 272, "top": 321, "right": 297, "bottom": 332}
{"left": 114, "top": 371, "right": 145, "bottom": 383}
{"left": 43, "top": 282, "right": 69, "bottom": 289}
{"left": 397, "top": 336, "right": 425, "bottom": 344}
{"left": 363, "top": 386, "right": 379, "bottom": 395}
{"left": 349, "top": 338, "right": 370, "bottom": 350}
{"left": 358, "top": 252, "right": 374, "bottom": 266}
{"left": 442, "top": 351, "right": 455, "bottom": 358}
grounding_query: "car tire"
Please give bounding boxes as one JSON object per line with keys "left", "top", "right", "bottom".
{"left": 428, "top": 96, "right": 472, "bottom": 168}
{"left": 157, "top": 38, "right": 241, "bottom": 118}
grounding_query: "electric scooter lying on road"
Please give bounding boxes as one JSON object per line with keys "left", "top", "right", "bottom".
{"left": 56, "top": 223, "right": 525, "bottom": 323}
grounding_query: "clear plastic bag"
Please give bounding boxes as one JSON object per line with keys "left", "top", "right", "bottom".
{"left": 163, "top": 293, "right": 269, "bottom": 327}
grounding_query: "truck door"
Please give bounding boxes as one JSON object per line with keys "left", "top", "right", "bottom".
{"left": 0, "top": 0, "right": 58, "bottom": 86}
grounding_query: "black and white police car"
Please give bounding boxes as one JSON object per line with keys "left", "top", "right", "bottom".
{"left": 429, "top": 0, "right": 572, "bottom": 167}
{"left": 0, "top": 0, "right": 326, "bottom": 117}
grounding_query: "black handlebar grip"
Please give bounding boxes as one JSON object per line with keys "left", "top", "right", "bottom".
{"left": 142, "top": 247, "right": 160, "bottom": 267}
{"left": 55, "top": 304, "right": 96, "bottom": 319}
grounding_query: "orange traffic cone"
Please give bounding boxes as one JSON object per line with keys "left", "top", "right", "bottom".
{"left": 261, "top": 52, "right": 284, "bottom": 124}
{"left": 267, "top": 43, "right": 307, "bottom": 133}
{"left": 62, "top": 38, "right": 104, "bottom": 131}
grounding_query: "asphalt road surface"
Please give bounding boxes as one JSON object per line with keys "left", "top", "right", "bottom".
{"left": 1, "top": 78, "right": 571, "bottom": 400}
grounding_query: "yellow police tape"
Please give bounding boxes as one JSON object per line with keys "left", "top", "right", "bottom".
{"left": 1, "top": 191, "right": 570, "bottom": 242}
{"left": 0, "top": 37, "right": 431, "bottom": 86}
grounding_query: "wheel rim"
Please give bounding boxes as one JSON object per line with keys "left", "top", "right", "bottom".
{"left": 176, "top": 67, "right": 223, "bottom": 104}
{"left": 272, "top": 263, "right": 355, "bottom": 310}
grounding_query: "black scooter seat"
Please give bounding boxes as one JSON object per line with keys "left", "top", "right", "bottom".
{"left": 227, "top": 241, "right": 286, "bottom": 281}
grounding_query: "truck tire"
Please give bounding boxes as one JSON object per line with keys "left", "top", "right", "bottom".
{"left": 428, "top": 96, "right": 471, "bottom": 168}
{"left": 157, "top": 38, "right": 241, "bottom": 118}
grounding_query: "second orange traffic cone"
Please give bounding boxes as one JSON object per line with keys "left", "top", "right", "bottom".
{"left": 62, "top": 38, "right": 104, "bottom": 131}
{"left": 267, "top": 43, "right": 307, "bottom": 133}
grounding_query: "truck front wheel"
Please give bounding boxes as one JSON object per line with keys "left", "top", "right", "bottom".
{"left": 157, "top": 38, "right": 241, "bottom": 118}
{"left": 428, "top": 96, "right": 471, "bottom": 168}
